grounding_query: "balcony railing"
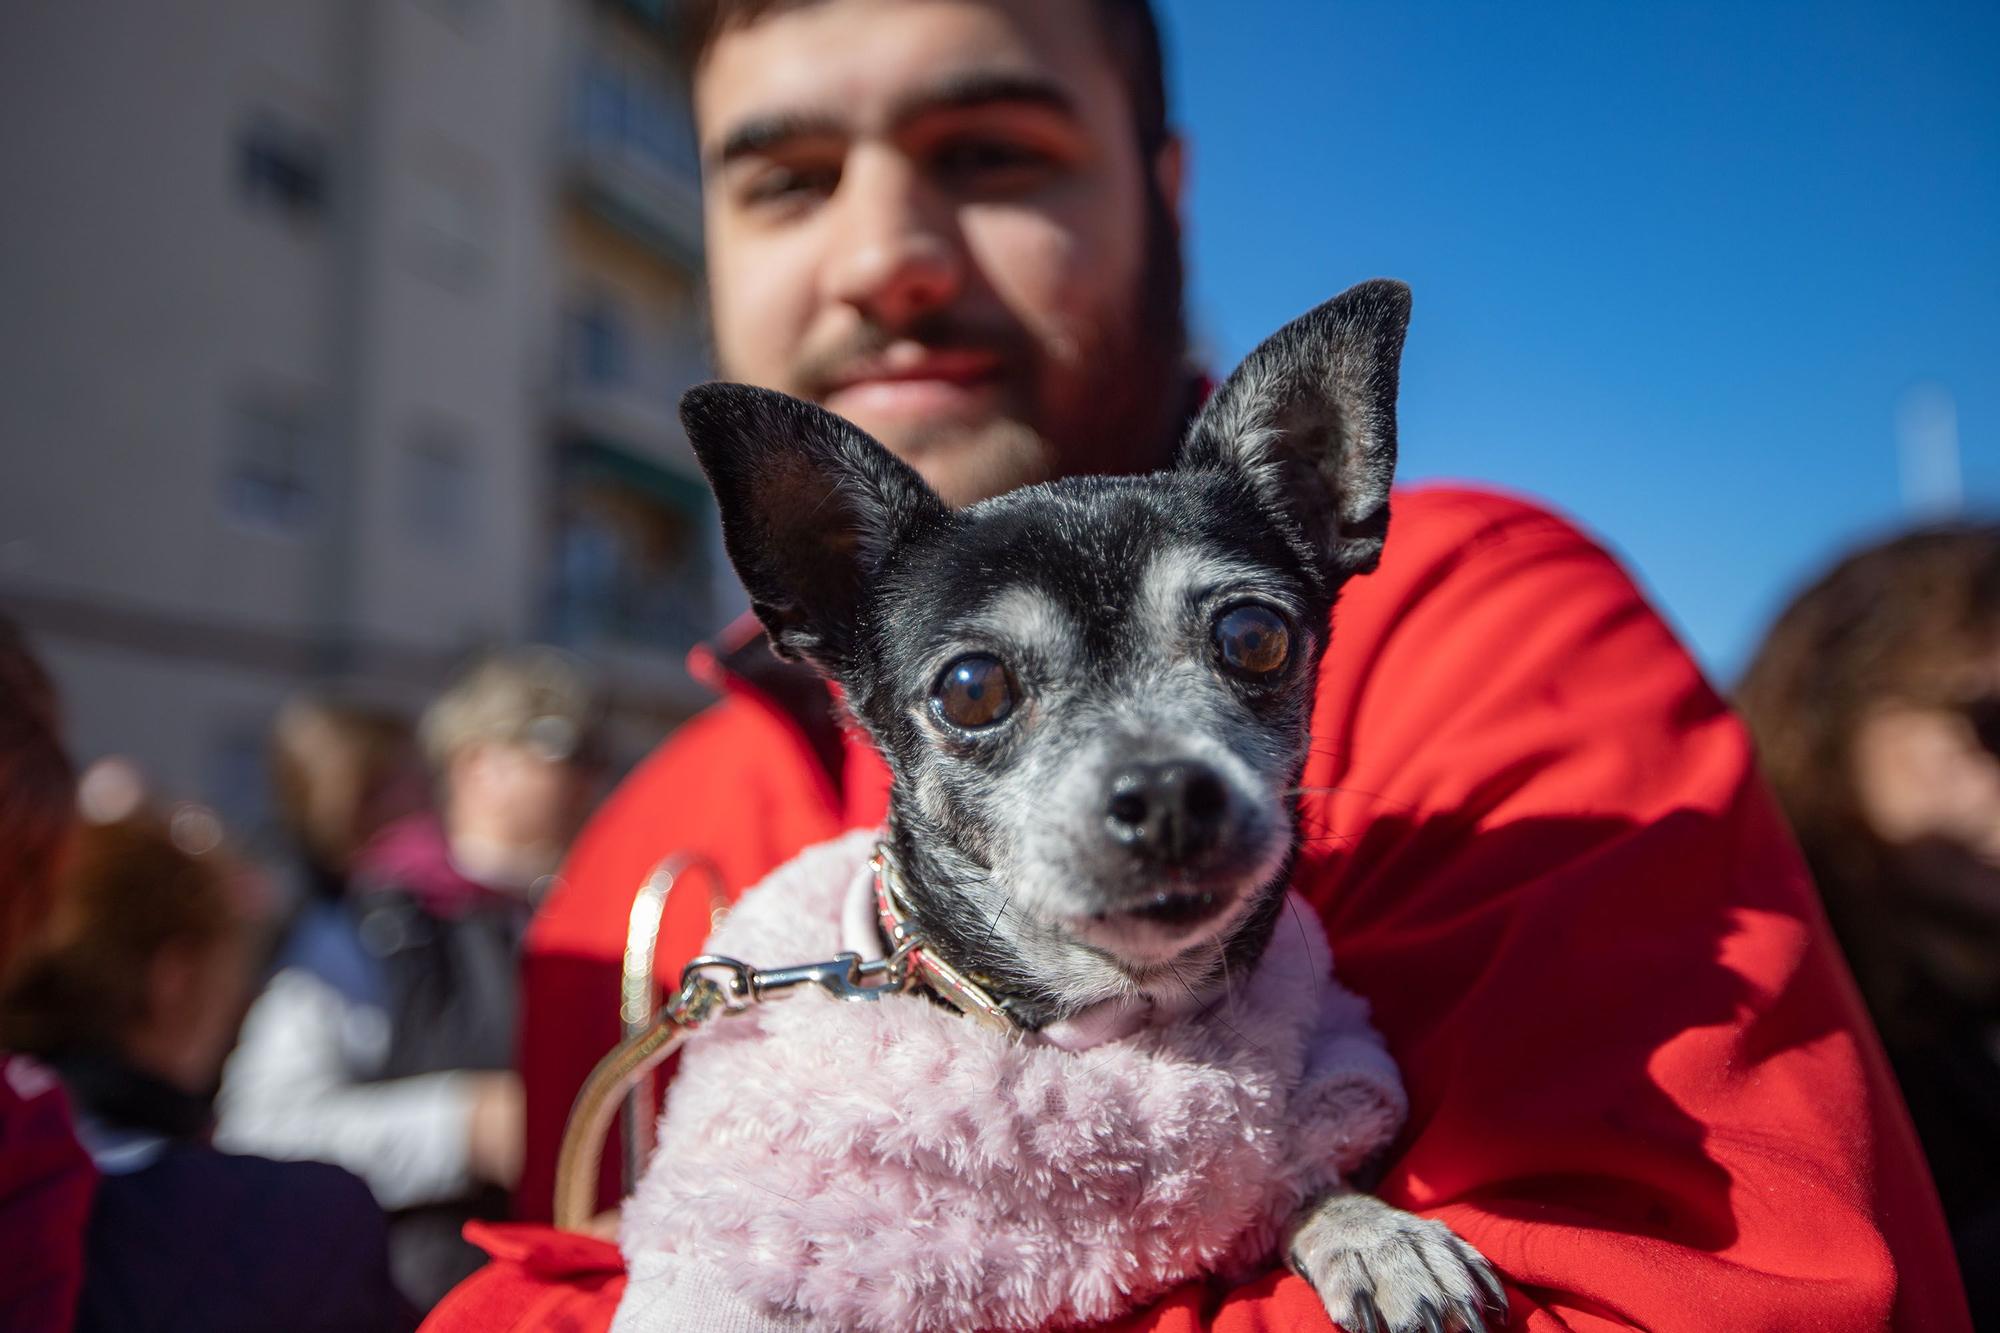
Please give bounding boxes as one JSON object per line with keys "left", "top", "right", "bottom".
{"left": 566, "top": 58, "right": 702, "bottom": 266}
{"left": 543, "top": 437, "right": 717, "bottom": 664}
{"left": 552, "top": 303, "right": 709, "bottom": 467}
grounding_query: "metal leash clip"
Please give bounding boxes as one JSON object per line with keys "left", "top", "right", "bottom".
{"left": 678, "top": 944, "right": 918, "bottom": 1012}
{"left": 555, "top": 854, "right": 925, "bottom": 1231}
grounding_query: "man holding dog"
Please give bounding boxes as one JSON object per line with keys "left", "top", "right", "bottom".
{"left": 440, "top": 2, "right": 1969, "bottom": 1328}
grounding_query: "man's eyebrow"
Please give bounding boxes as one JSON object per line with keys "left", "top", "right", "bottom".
{"left": 886, "top": 69, "right": 1079, "bottom": 126}
{"left": 709, "top": 70, "right": 1079, "bottom": 170}
{"left": 710, "top": 111, "right": 845, "bottom": 170}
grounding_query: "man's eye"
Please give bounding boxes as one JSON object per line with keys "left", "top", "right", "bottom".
{"left": 742, "top": 165, "right": 838, "bottom": 208}
{"left": 933, "top": 655, "right": 1016, "bottom": 729}
{"left": 931, "top": 138, "right": 1056, "bottom": 190}
{"left": 1214, "top": 605, "right": 1292, "bottom": 678}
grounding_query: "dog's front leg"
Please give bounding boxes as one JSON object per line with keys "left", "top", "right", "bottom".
{"left": 1284, "top": 1188, "right": 1506, "bottom": 1333}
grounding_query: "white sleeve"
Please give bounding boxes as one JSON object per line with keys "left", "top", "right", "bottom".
{"left": 214, "top": 967, "right": 479, "bottom": 1210}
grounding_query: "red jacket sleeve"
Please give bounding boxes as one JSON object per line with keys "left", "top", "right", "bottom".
{"left": 0, "top": 1055, "right": 96, "bottom": 1333}
{"left": 1144, "top": 487, "right": 1962, "bottom": 1331}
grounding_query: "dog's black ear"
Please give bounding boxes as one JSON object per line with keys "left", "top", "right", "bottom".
{"left": 680, "top": 383, "right": 950, "bottom": 676}
{"left": 1178, "top": 279, "right": 1410, "bottom": 582}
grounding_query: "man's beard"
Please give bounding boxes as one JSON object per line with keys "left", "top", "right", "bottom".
{"left": 1038, "top": 178, "right": 1191, "bottom": 485}
{"left": 759, "top": 186, "right": 1190, "bottom": 507}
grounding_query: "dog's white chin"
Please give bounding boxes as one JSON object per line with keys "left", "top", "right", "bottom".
{"left": 1063, "top": 894, "right": 1253, "bottom": 971}
{"left": 1000, "top": 828, "right": 1292, "bottom": 999}
{"left": 1058, "top": 853, "right": 1288, "bottom": 975}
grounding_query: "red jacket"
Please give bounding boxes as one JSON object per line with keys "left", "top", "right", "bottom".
{"left": 439, "top": 485, "right": 1968, "bottom": 1331}
{"left": 0, "top": 1054, "right": 95, "bottom": 1332}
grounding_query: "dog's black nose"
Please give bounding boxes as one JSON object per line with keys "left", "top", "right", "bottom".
{"left": 1104, "top": 761, "right": 1230, "bottom": 865}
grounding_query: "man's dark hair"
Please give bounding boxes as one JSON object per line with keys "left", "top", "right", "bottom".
{"left": 677, "top": 0, "right": 1171, "bottom": 155}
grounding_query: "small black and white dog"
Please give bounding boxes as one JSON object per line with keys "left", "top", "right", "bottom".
{"left": 677, "top": 280, "right": 1500, "bottom": 1333}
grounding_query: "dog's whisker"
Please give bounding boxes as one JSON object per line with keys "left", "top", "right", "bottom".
{"left": 971, "top": 885, "right": 1012, "bottom": 956}
{"left": 1286, "top": 895, "right": 1323, "bottom": 1006}
{"left": 1284, "top": 783, "right": 1421, "bottom": 815}
{"left": 1170, "top": 958, "right": 1273, "bottom": 1065}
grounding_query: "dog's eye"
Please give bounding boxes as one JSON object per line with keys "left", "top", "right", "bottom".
{"left": 934, "top": 656, "right": 1015, "bottom": 729}
{"left": 1214, "top": 605, "right": 1291, "bottom": 677}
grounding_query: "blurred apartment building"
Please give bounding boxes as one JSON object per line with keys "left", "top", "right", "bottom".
{"left": 0, "top": 0, "right": 730, "bottom": 834}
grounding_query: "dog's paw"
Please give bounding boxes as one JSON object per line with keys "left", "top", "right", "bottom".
{"left": 1285, "top": 1192, "right": 1506, "bottom": 1333}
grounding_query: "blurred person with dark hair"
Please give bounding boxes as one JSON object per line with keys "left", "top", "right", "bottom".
{"left": 267, "top": 692, "right": 424, "bottom": 908}
{"left": 1738, "top": 521, "right": 2000, "bottom": 1324}
{"left": 216, "top": 646, "right": 604, "bottom": 1310}
{"left": 0, "top": 806, "right": 413, "bottom": 1332}
{"left": 0, "top": 618, "right": 76, "bottom": 972}
{"left": 0, "top": 615, "right": 95, "bottom": 1332}
{"left": 453, "top": 2, "right": 1968, "bottom": 1330}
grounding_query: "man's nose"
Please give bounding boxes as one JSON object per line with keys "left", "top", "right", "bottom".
{"left": 820, "top": 149, "right": 962, "bottom": 330}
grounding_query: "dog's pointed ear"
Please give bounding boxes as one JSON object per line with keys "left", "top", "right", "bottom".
{"left": 1178, "top": 279, "right": 1410, "bottom": 582}
{"left": 680, "top": 383, "right": 950, "bottom": 677}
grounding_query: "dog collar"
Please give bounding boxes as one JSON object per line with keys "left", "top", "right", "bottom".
{"left": 870, "top": 845, "right": 1022, "bottom": 1037}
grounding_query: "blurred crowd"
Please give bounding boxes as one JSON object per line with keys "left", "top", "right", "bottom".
{"left": 0, "top": 634, "right": 607, "bottom": 1328}
{"left": 2, "top": 518, "right": 1998, "bottom": 1328}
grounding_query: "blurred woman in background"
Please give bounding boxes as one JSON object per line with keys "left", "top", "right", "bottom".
{"left": 0, "top": 803, "right": 412, "bottom": 1332}
{"left": 1738, "top": 521, "right": 2000, "bottom": 1322}
{"left": 217, "top": 646, "right": 605, "bottom": 1310}
{"left": 267, "top": 692, "right": 424, "bottom": 911}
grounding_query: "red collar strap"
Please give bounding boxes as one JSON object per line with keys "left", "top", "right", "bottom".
{"left": 870, "top": 846, "right": 1021, "bottom": 1037}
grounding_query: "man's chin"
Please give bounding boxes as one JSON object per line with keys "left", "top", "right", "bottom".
{"left": 849, "top": 413, "right": 1052, "bottom": 508}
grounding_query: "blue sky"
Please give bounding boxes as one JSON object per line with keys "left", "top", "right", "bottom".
{"left": 1155, "top": 0, "right": 1998, "bottom": 681}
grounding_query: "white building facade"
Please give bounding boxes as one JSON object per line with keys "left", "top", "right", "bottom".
{"left": 0, "top": 0, "right": 723, "bottom": 835}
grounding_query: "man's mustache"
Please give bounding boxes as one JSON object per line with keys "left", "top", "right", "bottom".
{"left": 791, "top": 314, "right": 1032, "bottom": 398}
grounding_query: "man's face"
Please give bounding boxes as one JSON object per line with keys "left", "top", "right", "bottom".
{"left": 696, "top": 0, "right": 1185, "bottom": 506}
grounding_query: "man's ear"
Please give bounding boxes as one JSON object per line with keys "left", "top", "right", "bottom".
{"left": 680, "top": 383, "right": 951, "bottom": 677}
{"left": 1178, "top": 279, "right": 1411, "bottom": 583}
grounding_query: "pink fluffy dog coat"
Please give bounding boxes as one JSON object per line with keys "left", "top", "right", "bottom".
{"left": 613, "top": 831, "right": 1407, "bottom": 1332}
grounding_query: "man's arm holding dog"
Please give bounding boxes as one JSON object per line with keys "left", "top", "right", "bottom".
{"left": 1158, "top": 486, "right": 1964, "bottom": 1332}
{"left": 514, "top": 487, "right": 1966, "bottom": 1331}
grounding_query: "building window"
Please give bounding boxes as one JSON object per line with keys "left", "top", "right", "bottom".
{"left": 568, "top": 295, "right": 629, "bottom": 388}
{"left": 579, "top": 62, "right": 627, "bottom": 146}
{"left": 417, "top": 0, "right": 489, "bottom": 36}
{"left": 222, "top": 393, "right": 317, "bottom": 533}
{"left": 404, "top": 423, "right": 479, "bottom": 550}
{"left": 545, "top": 440, "right": 714, "bottom": 654}
{"left": 573, "top": 55, "right": 699, "bottom": 182}
{"left": 237, "top": 113, "right": 328, "bottom": 221}
{"left": 617, "top": 0, "right": 670, "bottom": 24}
{"left": 205, "top": 719, "right": 276, "bottom": 856}
{"left": 632, "top": 87, "right": 696, "bottom": 179}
